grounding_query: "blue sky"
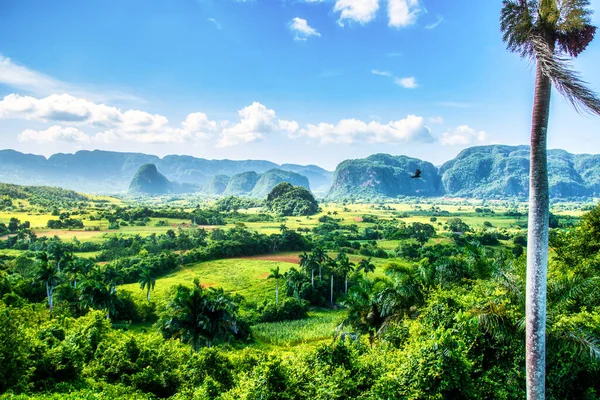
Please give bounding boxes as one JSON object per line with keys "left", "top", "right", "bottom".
{"left": 1, "top": 0, "right": 599, "bottom": 170}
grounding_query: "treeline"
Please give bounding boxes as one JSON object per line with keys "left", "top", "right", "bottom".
{"left": 0, "top": 182, "right": 89, "bottom": 208}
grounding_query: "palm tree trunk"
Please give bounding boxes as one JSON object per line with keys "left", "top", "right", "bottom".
{"left": 147, "top": 288, "right": 151, "bottom": 302}
{"left": 345, "top": 274, "right": 348, "bottom": 295}
{"left": 311, "top": 269, "right": 314, "bottom": 287}
{"left": 526, "top": 58, "right": 552, "bottom": 400}
{"left": 276, "top": 280, "right": 279, "bottom": 305}
{"left": 330, "top": 274, "right": 334, "bottom": 305}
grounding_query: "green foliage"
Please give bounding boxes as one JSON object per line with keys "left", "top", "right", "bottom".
{"left": 327, "top": 153, "right": 443, "bottom": 199}
{"left": 266, "top": 182, "right": 319, "bottom": 216}
{"left": 128, "top": 164, "right": 172, "bottom": 195}
{"left": 158, "top": 279, "right": 250, "bottom": 350}
{"left": 257, "top": 297, "right": 309, "bottom": 323}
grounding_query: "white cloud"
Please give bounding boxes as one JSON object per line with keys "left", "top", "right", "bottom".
{"left": 278, "top": 119, "right": 300, "bottom": 135}
{"left": 0, "top": 93, "right": 217, "bottom": 144}
{"left": 425, "top": 15, "right": 444, "bottom": 29}
{"left": 372, "top": 70, "right": 418, "bottom": 89}
{"left": 395, "top": 76, "right": 418, "bottom": 88}
{"left": 334, "top": 0, "right": 379, "bottom": 26}
{"left": 441, "top": 125, "right": 487, "bottom": 146}
{"left": 388, "top": 0, "right": 422, "bottom": 28}
{"left": 0, "top": 54, "right": 140, "bottom": 103}
{"left": 218, "top": 102, "right": 279, "bottom": 147}
{"left": 0, "top": 55, "right": 61, "bottom": 95}
{"left": 371, "top": 69, "right": 393, "bottom": 77}
{"left": 182, "top": 112, "right": 219, "bottom": 139}
{"left": 289, "top": 17, "right": 321, "bottom": 41}
{"left": 207, "top": 18, "right": 222, "bottom": 30}
{"left": 18, "top": 125, "right": 90, "bottom": 144}
{"left": 429, "top": 116, "right": 444, "bottom": 124}
{"left": 0, "top": 93, "right": 122, "bottom": 125}
{"left": 296, "top": 115, "right": 434, "bottom": 144}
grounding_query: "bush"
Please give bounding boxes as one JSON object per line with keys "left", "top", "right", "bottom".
{"left": 257, "top": 297, "right": 309, "bottom": 323}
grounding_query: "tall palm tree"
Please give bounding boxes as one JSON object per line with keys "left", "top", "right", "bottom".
{"left": 138, "top": 264, "right": 156, "bottom": 302}
{"left": 36, "top": 258, "right": 59, "bottom": 311}
{"left": 500, "top": 1, "right": 600, "bottom": 397}
{"left": 358, "top": 258, "right": 376, "bottom": 277}
{"left": 336, "top": 252, "right": 355, "bottom": 294}
{"left": 311, "top": 247, "right": 327, "bottom": 280}
{"left": 268, "top": 266, "right": 283, "bottom": 305}
{"left": 298, "top": 252, "right": 315, "bottom": 287}
{"left": 327, "top": 257, "right": 339, "bottom": 305}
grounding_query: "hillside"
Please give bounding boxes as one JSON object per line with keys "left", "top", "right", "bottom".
{"left": 0, "top": 182, "right": 89, "bottom": 208}
{"left": 128, "top": 164, "right": 173, "bottom": 195}
{"left": 206, "top": 175, "right": 230, "bottom": 195}
{"left": 439, "top": 145, "right": 598, "bottom": 199}
{"left": 280, "top": 164, "right": 333, "bottom": 194}
{"left": 328, "top": 154, "right": 443, "bottom": 199}
{"left": 250, "top": 169, "right": 311, "bottom": 198}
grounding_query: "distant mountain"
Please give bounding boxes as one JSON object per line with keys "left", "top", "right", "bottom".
{"left": 224, "top": 171, "right": 261, "bottom": 196}
{"left": 328, "top": 154, "right": 443, "bottom": 198}
{"left": 0, "top": 149, "right": 332, "bottom": 195}
{"left": 279, "top": 164, "right": 333, "bottom": 194}
{"left": 206, "top": 175, "right": 230, "bottom": 195}
{"left": 129, "top": 164, "right": 173, "bottom": 195}
{"left": 250, "top": 169, "right": 311, "bottom": 198}
{"left": 327, "top": 146, "right": 600, "bottom": 200}
{"left": 3, "top": 146, "right": 600, "bottom": 199}
{"left": 439, "top": 145, "right": 597, "bottom": 199}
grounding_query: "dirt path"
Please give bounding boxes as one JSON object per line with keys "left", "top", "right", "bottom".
{"left": 239, "top": 254, "right": 300, "bottom": 264}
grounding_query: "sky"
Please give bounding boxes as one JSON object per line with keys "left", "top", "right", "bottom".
{"left": 0, "top": 0, "right": 600, "bottom": 170}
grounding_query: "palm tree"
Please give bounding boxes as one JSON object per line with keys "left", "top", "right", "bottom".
{"left": 327, "top": 257, "right": 339, "bottom": 305}
{"left": 36, "top": 258, "right": 59, "bottom": 311}
{"left": 336, "top": 252, "right": 355, "bottom": 295}
{"left": 268, "top": 266, "right": 283, "bottom": 305}
{"left": 138, "top": 263, "right": 156, "bottom": 302}
{"left": 311, "top": 247, "right": 327, "bottom": 280}
{"left": 103, "top": 262, "right": 123, "bottom": 294}
{"left": 358, "top": 258, "right": 376, "bottom": 277}
{"left": 501, "top": 2, "right": 600, "bottom": 397}
{"left": 298, "top": 252, "right": 314, "bottom": 287}
{"left": 342, "top": 278, "right": 382, "bottom": 347}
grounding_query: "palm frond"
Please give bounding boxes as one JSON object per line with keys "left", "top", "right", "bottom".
{"left": 532, "top": 35, "right": 600, "bottom": 115}
{"left": 557, "top": 0, "right": 594, "bottom": 31}
{"left": 561, "top": 329, "right": 600, "bottom": 360}
{"left": 501, "top": 0, "right": 536, "bottom": 57}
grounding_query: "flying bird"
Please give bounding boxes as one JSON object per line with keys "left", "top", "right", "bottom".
{"left": 411, "top": 169, "right": 422, "bottom": 179}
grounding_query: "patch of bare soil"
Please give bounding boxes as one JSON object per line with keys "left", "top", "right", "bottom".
{"left": 239, "top": 254, "right": 300, "bottom": 264}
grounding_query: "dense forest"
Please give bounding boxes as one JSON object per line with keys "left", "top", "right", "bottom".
{"left": 0, "top": 181, "right": 599, "bottom": 398}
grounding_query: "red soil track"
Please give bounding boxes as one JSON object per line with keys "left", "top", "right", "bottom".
{"left": 239, "top": 254, "right": 300, "bottom": 264}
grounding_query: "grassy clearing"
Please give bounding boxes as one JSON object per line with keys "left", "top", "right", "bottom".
{"left": 121, "top": 258, "right": 297, "bottom": 304}
{"left": 252, "top": 309, "right": 347, "bottom": 348}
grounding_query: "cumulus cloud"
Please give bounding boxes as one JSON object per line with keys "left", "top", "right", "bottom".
{"left": 218, "top": 102, "right": 279, "bottom": 147}
{"left": 1, "top": 93, "right": 217, "bottom": 144}
{"left": 295, "top": 115, "right": 435, "bottom": 145}
{"left": 441, "top": 125, "right": 487, "bottom": 146}
{"left": 395, "top": 76, "right": 418, "bottom": 88}
{"left": 18, "top": 125, "right": 91, "bottom": 144}
{"left": 388, "top": 0, "right": 423, "bottom": 28}
{"left": 334, "top": 0, "right": 380, "bottom": 26}
{"left": 289, "top": 17, "right": 321, "bottom": 41}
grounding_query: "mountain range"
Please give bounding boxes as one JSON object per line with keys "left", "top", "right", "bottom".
{"left": 1, "top": 145, "right": 600, "bottom": 199}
